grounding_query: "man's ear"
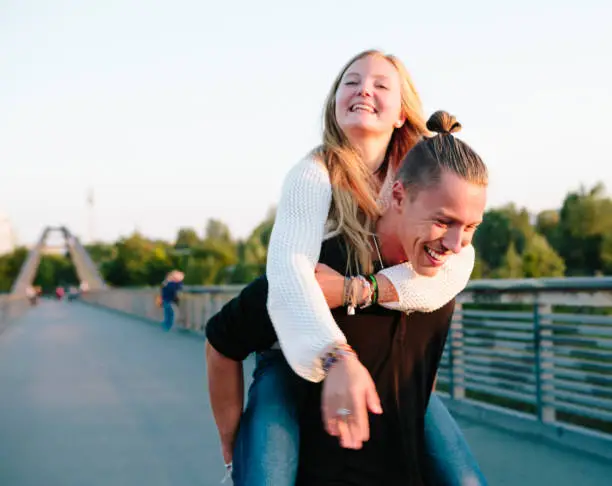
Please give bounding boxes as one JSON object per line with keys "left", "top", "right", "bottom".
{"left": 391, "top": 181, "right": 407, "bottom": 210}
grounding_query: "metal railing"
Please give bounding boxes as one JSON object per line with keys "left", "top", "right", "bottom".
{"left": 437, "top": 277, "right": 612, "bottom": 436}
{"left": 81, "top": 285, "right": 243, "bottom": 332}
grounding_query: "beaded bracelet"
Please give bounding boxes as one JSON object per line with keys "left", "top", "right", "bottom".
{"left": 321, "top": 343, "right": 357, "bottom": 375}
{"left": 367, "top": 274, "right": 378, "bottom": 305}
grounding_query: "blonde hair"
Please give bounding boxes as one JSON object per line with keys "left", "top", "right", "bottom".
{"left": 313, "top": 49, "right": 428, "bottom": 273}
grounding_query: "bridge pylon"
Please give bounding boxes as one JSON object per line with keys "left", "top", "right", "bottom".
{"left": 10, "top": 226, "right": 106, "bottom": 295}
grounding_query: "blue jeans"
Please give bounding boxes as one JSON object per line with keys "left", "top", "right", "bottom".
{"left": 232, "top": 350, "right": 305, "bottom": 485}
{"left": 162, "top": 301, "right": 174, "bottom": 330}
{"left": 424, "top": 389, "right": 487, "bottom": 485}
{"left": 232, "top": 350, "right": 487, "bottom": 486}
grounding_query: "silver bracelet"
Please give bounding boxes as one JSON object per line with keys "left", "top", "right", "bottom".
{"left": 355, "top": 275, "right": 373, "bottom": 309}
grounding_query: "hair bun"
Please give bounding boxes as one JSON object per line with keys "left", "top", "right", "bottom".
{"left": 426, "top": 110, "right": 462, "bottom": 135}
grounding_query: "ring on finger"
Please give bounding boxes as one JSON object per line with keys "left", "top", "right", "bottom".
{"left": 336, "top": 407, "right": 352, "bottom": 418}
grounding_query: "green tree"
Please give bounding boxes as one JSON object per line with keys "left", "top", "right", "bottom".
{"left": 495, "top": 243, "right": 524, "bottom": 278}
{"left": 0, "top": 247, "right": 28, "bottom": 292}
{"left": 84, "top": 243, "right": 116, "bottom": 267}
{"left": 174, "top": 228, "right": 200, "bottom": 249}
{"left": 230, "top": 212, "right": 275, "bottom": 283}
{"left": 521, "top": 234, "right": 565, "bottom": 278}
{"left": 500, "top": 203, "right": 534, "bottom": 253}
{"left": 474, "top": 204, "right": 542, "bottom": 277}
{"left": 205, "top": 219, "right": 233, "bottom": 243}
{"left": 535, "top": 209, "right": 560, "bottom": 248}
{"left": 186, "top": 239, "right": 239, "bottom": 284}
{"left": 177, "top": 219, "right": 240, "bottom": 285}
{"left": 103, "top": 232, "right": 173, "bottom": 286}
{"left": 556, "top": 183, "right": 612, "bottom": 275}
{"left": 33, "top": 253, "right": 79, "bottom": 291}
{"left": 473, "top": 209, "right": 513, "bottom": 272}
{"left": 470, "top": 256, "right": 486, "bottom": 280}
{"left": 600, "top": 231, "right": 612, "bottom": 274}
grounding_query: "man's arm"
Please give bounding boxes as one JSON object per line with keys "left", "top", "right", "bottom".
{"left": 205, "top": 275, "right": 277, "bottom": 464}
{"left": 206, "top": 341, "right": 243, "bottom": 465}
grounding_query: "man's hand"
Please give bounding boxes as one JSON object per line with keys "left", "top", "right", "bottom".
{"left": 321, "top": 354, "right": 383, "bottom": 449}
{"left": 373, "top": 273, "right": 399, "bottom": 304}
{"left": 221, "top": 437, "right": 234, "bottom": 465}
{"left": 315, "top": 263, "right": 346, "bottom": 309}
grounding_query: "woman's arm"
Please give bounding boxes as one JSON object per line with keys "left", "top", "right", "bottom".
{"left": 314, "top": 245, "right": 475, "bottom": 314}
{"left": 376, "top": 245, "right": 475, "bottom": 312}
{"left": 266, "top": 157, "right": 347, "bottom": 383}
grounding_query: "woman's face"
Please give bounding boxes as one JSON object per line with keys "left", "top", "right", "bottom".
{"left": 335, "top": 55, "right": 404, "bottom": 140}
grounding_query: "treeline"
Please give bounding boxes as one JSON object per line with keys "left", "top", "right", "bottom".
{"left": 473, "top": 183, "right": 612, "bottom": 278}
{"left": 0, "top": 211, "right": 275, "bottom": 292}
{"left": 1, "top": 183, "right": 611, "bottom": 292}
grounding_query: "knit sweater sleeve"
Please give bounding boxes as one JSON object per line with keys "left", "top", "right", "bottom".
{"left": 266, "top": 157, "right": 347, "bottom": 383}
{"left": 377, "top": 244, "right": 475, "bottom": 313}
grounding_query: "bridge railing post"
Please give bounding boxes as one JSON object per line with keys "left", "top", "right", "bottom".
{"left": 534, "top": 300, "right": 556, "bottom": 423}
{"left": 449, "top": 302, "right": 465, "bottom": 400}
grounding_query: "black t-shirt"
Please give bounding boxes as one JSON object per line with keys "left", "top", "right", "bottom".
{"left": 206, "top": 236, "right": 455, "bottom": 486}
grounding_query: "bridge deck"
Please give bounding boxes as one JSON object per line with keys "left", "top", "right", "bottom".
{"left": 0, "top": 302, "right": 610, "bottom": 486}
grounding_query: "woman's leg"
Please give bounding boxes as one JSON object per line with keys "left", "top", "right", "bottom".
{"left": 232, "top": 349, "right": 305, "bottom": 486}
{"left": 424, "top": 393, "right": 488, "bottom": 486}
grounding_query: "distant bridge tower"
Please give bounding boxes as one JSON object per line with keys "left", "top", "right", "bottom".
{"left": 10, "top": 226, "right": 106, "bottom": 295}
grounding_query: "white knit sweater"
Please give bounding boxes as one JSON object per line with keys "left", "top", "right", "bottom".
{"left": 266, "top": 157, "right": 474, "bottom": 382}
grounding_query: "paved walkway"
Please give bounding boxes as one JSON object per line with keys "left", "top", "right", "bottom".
{"left": 0, "top": 301, "right": 610, "bottom": 485}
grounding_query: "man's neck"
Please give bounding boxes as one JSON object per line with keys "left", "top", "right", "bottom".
{"left": 374, "top": 217, "right": 407, "bottom": 267}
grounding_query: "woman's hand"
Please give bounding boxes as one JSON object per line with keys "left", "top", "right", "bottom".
{"left": 322, "top": 354, "right": 383, "bottom": 449}
{"left": 315, "top": 263, "right": 346, "bottom": 309}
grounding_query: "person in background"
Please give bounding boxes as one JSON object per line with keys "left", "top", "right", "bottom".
{"left": 26, "top": 286, "right": 38, "bottom": 306}
{"left": 160, "top": 270, "right": 184, "bottom": 331}
{"left": 67, "top": 286, "right": 79, "bottom": 302}
{"left": 55, "top": 286, "right": 65, "bottom": 300}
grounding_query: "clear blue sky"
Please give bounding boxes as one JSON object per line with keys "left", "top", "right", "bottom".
{"left": 1, "top": 0, "right": 610, "bottom": 245}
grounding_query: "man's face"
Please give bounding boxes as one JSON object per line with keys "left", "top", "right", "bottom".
{"left": 387, "top": 170, "right": 487, "bottom": 277}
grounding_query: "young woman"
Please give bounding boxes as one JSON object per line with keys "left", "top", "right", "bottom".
{"left": 229, "top": 50, "right": 486, "bottom": 485}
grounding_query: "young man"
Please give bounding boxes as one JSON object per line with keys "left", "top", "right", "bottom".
{"left": 206, "top": 114, "right": 488, "bottom": 485}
